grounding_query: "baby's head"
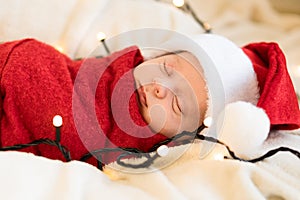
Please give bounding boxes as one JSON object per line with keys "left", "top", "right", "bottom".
{"left": 133, "top": 51, "right": 208, "bottom": 137}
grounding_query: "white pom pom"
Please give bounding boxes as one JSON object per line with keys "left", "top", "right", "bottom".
{"left": 217, "top": 101, "right": 270, "bottom": 157}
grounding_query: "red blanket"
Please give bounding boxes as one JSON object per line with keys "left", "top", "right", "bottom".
{"left": 0, "top": 39, "right": 167, "bottom": 166}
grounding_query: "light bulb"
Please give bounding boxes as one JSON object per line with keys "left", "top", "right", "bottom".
{"left": 203, "top": 117, "right": 213, "bottom": 127}
{"left": 203, "top": 22, "right": 212, "bottom": 31}
{"left": 172, "top": 0, "right": 185, "bottom": 7}
{"left": 54, "top": 45, "right": 64, "bottom": 53}
{"left": 53, "top": 115, "right": 63, "bottom": 127}
{"left": 213, "top": 153, "right": 224, "bottom": 161}
{"left": 157, "top": 145, "right": 169, "bottom": 157}
{"left": 97, "top": 32, "right": 106, "bottom": 41}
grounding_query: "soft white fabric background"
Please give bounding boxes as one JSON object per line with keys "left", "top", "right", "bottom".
{"left": 1, "top": 0, "right": 299, "bottom": 92}
{"left": 0, "top": 0, "right": 300, "bottom": 199}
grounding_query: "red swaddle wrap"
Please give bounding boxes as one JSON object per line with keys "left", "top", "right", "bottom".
{"left": 0, "top": 39, "right": 167, "bottom": 166}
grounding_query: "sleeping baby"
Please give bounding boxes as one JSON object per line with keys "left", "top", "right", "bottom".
{"left": 0, "top": 34, "right": 299, "bottom": 168}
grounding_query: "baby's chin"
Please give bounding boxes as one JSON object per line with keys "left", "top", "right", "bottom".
{"left": 148, "top": 124, "right": 181, "bottom": 138}
{"left": 156, "top": 122, "right": 203, "bottom": 138}
{"left": 159, "top": 130, "right": 178, "bottom": 138}
{"left": 139, "top": 113, "right": 192, "bottom": 138}
{"left": 136, "top": 101, "right": 194, "bottom": 138}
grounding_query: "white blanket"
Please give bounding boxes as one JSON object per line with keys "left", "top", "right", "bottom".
{"left": 0, "top": 0, "right": 300, "bottom": 199}
{"left": 1, "top": 130, "right": 300, "bottom": 199}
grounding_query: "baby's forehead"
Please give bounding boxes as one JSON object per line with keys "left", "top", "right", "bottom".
{"left": 147, "top": 51, "right": 201, "bottom": 68}
{"left": 143, "top": 51, "right": 191, "bottom": 65}
{"left": 151, "top": 50, "right": 187, "bottom": 60}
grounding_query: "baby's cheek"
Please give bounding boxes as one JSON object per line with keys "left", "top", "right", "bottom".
{"left": 150, "top": 106, "right": 184, "bottom": 137}
{"left": 147, "top": 104, "right": 167, "bottom": 133}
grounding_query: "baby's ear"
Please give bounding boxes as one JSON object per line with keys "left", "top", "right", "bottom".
{"left": 217, "top": 101, "right": 270, "bottom": 158}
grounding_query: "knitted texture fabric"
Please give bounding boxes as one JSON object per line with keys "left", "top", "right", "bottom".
{"left": 243, "top": 42, "right": 300, "bottom": 130}
{"left": 0, "top": 39, "right": 167, "bottom": 166}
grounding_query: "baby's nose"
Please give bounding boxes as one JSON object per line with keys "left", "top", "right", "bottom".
{"left": 152, "top": 83, "right": 168, "bottom": 99}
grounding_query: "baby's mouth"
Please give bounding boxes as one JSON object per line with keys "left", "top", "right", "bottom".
{"left": 137, "top": 86, "right": 148, "bottom": 107}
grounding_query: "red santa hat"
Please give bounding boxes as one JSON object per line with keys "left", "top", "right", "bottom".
{"left": 140, "top": 33, "right": 300, "bottom": 157}
{"left": 243, "top": 42, "right": 300, "bottom": 130}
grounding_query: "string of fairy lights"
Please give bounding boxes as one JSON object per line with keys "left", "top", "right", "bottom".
{"left": 1, "top": 115, "right": 300, "bottom": 171}
{"left": 170, "top": 0, "right": 212, "bottom": 33}
{"left": 0, "top": 0, "right": 299, "bottom": 170}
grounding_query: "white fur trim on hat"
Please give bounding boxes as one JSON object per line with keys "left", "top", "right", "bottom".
{"left": 190, "top": 34, "right": 260, "bottom": 121}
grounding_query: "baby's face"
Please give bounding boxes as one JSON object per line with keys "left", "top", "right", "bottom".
{"left": 133, "top": 52, "right": 207, "bottom": 137}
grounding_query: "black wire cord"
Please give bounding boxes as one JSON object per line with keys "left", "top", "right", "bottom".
{"left": 0, "top": 138, "right": 72, "bottom": 162}
{"left": 196, "top": 134, "right": 300, "bottom": 162}
{"left": 162, "top": 0, "right": 212, "bottom": 33}
{"left": 152, "top": 0, "right": 212, "bottom": 33}
{"left": 183, "top": 2, "right": 212, "bottom": 33}
{"left": 1, "top": 123, "right": 299, "bottom": 171}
